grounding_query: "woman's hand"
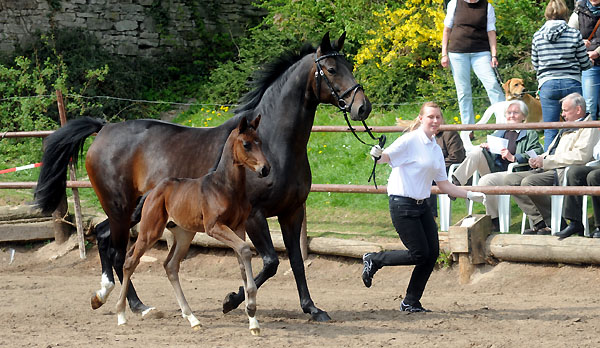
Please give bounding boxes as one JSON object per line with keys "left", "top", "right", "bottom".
{"left": 479, "top": 143, "right": 489, "bottom": 149}
{"left": 441, "top": 55, "right": 449, "bottom": 68}
{"left": 467, "top": 191, "right": 486, "bottom": 205}
{"left": 491, "top": 56, "right": 498, "bottom": 68}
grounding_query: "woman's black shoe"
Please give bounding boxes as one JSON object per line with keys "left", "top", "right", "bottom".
{"left": 555, "top": 221, "right": 584, "bottom": 240}
{"left": 400, "top": 301, "right": 431, "bottom": 313}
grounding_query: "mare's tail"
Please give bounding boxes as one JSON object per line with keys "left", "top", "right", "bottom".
{"left": 34, "top": 117, "right": 106, "bottom": 214}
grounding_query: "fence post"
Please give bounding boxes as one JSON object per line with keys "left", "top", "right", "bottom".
{"left": 56, "top": 90, "right": 86, "bottom": 259}
{"left": 51, "top": 194, "right": 70, "bottom": 244}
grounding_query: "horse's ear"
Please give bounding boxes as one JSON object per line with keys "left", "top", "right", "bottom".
{"left": 238, "top": 116, "right": 249, "bottom": 133}
{"left": 250, "top": 114, "right": 261, "bottom": 130}
{"left": 332, "top": 32, "right": 346, "bottom": 51}
{"left": 319, "top": 32, "right": 333, "bottom": 54}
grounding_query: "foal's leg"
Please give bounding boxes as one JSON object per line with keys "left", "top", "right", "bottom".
{"left": 223, "top": 212, "right": 279, "bottom": 314}
{"left": 164, "top": 225, "right": 201, "bottom": 329}
{"left": 210, "top": 223, "right": 259, "bottom": 335}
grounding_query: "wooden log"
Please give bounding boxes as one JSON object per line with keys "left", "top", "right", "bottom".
{"left": 0, "top": 205, "right": 50, "bottom": 220}
{"left": 486, "top": 234, "right": 600, "bottom": 264}
{"left": 0, "top": 221, "right": 56, "bottom": 242}
{"left": 157, "top": 230, "right": 385, "bottom": 259}
{"left": 307, "top": 237, "right": 383, "bottom": 258}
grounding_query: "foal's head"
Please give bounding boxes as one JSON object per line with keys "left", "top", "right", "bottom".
{"left": 231, "top": 115, "right": 270, "bottom": 178}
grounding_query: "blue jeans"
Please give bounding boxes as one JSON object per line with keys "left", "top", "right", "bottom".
{"left": 582, "top": 66, "right": 600, "bottom": 120}
{"left": 448, "top": 51, "right": 505, "bottom": 124}
{"left": 368, "top": 196, "right": 439, "bottom": 306}
{"left": 538, "top": 78, "right": 582, "bottom": 150}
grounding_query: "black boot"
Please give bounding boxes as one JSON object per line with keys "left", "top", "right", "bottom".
{"left": 556, "top": 221, "right": 584, "bottom": 240}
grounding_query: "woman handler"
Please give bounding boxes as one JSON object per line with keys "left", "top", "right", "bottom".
{"left": 361, "top": 102, "right": 486, "bottom": 312}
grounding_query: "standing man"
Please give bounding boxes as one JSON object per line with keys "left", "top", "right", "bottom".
{"left": 503, "top": 93, "right": 600, "bottom": 235}
{"left": 569, "top": 0, "right": 600, "bottom": 120}
{"left": 441, "top": 0, "right": 505, "bottom": 125}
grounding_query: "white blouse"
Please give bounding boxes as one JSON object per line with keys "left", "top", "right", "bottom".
{"left": 384, "top": 128, "right": 447, "bottom": 200}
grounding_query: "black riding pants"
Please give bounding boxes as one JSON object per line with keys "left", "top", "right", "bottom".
{"left": 369, "top": 195, "right": 439, "bottom": 306}
{"left": 564, "top": 165, "right": 600, "bottom": 227}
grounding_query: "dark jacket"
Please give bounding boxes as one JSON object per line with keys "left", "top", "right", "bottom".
{"left": 483, "top": 129, "right": 544, "bottom": 172}
{"left": 436, "top": 130, "right": 466, "bottom": 171}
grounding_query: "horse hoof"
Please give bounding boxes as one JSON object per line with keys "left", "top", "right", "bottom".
{"left": 141, "top": 307, "right": 164, "bottom": 320}
{"left": 311, "top": 310, "right": 331, "bottom": 322}
{"left": 222, "top": 291, "right": 240, "bottom": 314}
{"left": 192, "top": 324, "right": 202, "bottom": 332}
{"left": 91, "top": 294, "right": 105, "bottom": 310}
{"left": 117, "top": 312, "right": 127, "bottom": 326}
{"left": 250, "top": 328, "right": 261, "bottom": 336}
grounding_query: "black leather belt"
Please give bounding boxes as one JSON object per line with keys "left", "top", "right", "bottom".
{"left": 390, "top": 195, "right": 426, "bottom": 205}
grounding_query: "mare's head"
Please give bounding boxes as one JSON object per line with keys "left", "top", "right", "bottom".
{"left": 231, "top": 115, "right": 270, "bottom": 178}
{"left": 313, "top": 32, "right": 371, "bottom": 121}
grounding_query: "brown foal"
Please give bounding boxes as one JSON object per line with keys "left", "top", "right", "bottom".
{"left": 115, "top": 115, "right": 269, "bottom": 335}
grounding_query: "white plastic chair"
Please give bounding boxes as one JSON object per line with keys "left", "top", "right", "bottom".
{"left": 438, "top": 164, "right": 458, "bottom": 232}
{"left": 497, "top": 162, "right": 529, "bottom": 233}
{"left": 438, "top": 163, "right": 479, "bottom": 232}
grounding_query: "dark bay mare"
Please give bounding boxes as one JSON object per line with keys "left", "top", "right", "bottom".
{"left": 116, "top": 115, "right": 269, "bottom": 335}
{"left": 34, "top": 32, "right": 371, "bottom": 322}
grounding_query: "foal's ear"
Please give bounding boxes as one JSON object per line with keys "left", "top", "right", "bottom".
{"left": 319, "top": 32, "right": 333, "bottom": 54}
{"left": 238, "top": 116, "right": 249, "bottom": 133}
{"left": 250, "top": 114, "right": 261, "bottom": 130}
{"left": 332, "top": 32, "right": 346, "bottom": 52}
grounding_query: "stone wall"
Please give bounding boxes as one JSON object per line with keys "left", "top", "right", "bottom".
{"left": 0, "top": 0, "right": 265, "bottom": 57}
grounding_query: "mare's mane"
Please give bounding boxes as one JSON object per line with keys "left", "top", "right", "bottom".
{"left": 208, "top": 44, "right": 317, "bottom": 175}
{"left": 234, "top": 44, "right": 316, "bottom": 116}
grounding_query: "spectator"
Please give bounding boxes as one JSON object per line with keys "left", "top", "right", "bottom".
{"left": 503, "top": 93, "right": 600, "bottom": 235}
{"left": 532, "top": 0, "right": 592, "bottom": 150}
{"left": 568, "top": 0, "right": 600, "bottom": 120}
{"left": 441, "top": 0, "right": 505, "bottom": 126}
{"left": 451, "top": 100, "right": 544, "bottom": 231}
{"left": 556, "top": 139, "right": 600, "bottom": 238}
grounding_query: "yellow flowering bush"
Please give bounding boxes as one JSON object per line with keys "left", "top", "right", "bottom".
{"left": 353, "top": 0, "right": 445, "bottom": 104}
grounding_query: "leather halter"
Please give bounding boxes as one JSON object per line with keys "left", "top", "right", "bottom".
{"left": 314, "top": 52, "right": 386, "bottom": 188}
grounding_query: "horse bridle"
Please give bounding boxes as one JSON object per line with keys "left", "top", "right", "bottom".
{"left": 314, "top": 52, "right": 387, "bottom": 188}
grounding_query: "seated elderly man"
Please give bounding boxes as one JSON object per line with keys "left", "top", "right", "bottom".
{"left": 451, "top": 100, "right": 543, "bottom": 231}
{"left": 503, "top": 93, "right": 600, "bottom": 235}
{"left": 558, "top": 139, "right": 600, "bottom": 238}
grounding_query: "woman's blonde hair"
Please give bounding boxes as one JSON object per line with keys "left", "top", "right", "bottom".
{"left": 408, "top": 102, "right": 443, "bottom": 131}
{"left": 545, "top": 0, "right": 568, "bottom": 21}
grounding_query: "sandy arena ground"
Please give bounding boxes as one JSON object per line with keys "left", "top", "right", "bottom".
{"left": 1, "top": 238, "right": 600, "bottom": 348}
